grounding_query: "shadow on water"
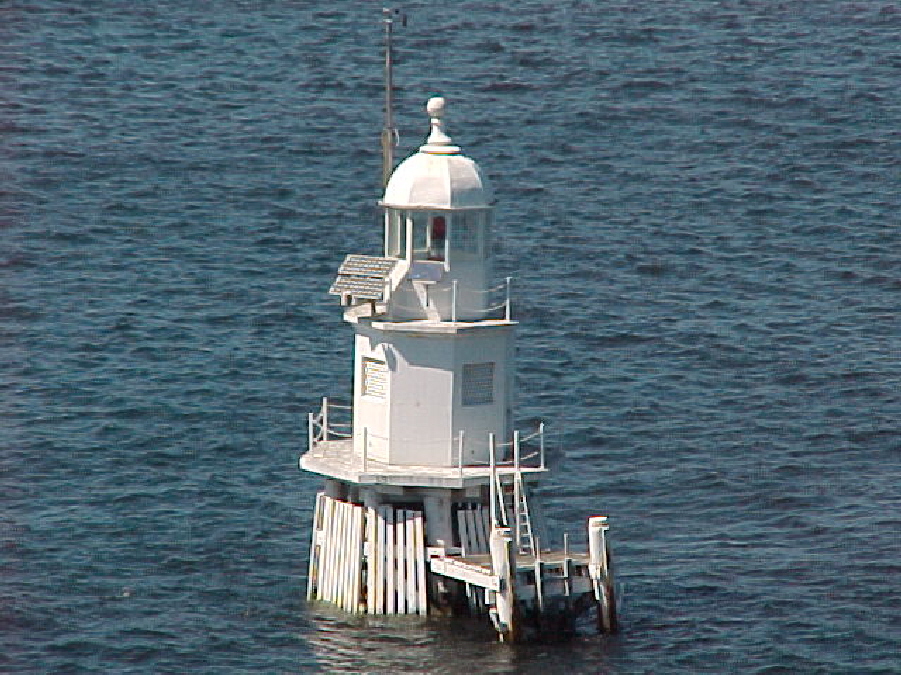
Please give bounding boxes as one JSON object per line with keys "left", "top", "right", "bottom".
{"left": 300, "top": 602, "right": 620, "bottom": 674}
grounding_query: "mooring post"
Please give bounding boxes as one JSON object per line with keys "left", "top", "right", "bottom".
{"left": 588, "top": 516, "right": 616, "bottom": 633}
{"left": 489, "top": 526, "right": 518, "bottom": 642}
{"left": 505, "top": 276, "right": 512, "bottom": 321}
{"left": 539, "top": 421, "right": 545, "bottom": 469}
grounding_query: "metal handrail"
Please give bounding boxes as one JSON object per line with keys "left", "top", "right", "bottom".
{"left": 310, "top": 401, "right": 547, "bottom": 471}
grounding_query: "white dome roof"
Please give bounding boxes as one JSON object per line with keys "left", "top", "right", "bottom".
{"left": 381, "top": 98, "right": 493, "bottom": 210}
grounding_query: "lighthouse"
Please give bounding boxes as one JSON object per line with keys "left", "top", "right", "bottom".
{"left": 300, "top": 98, "right": 617, "bottom": 641}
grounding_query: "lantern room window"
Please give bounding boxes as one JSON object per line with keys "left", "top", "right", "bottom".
{"left": 412, "top": 211, "right": 428, "bottom": 258}
{"left": 387, "top": 209, "right": 490, "bottom": 264}
{"left": 385, "top": 209, "right": 406, "bottom": 258}
{"left": 410, "top": 211, "right": 447, "bottom": 263}
{"left": 429, "top": 216, "right": 446, "bottom": 261}
{"left": 451, "top": 212, "right": 481, "bottom": 257}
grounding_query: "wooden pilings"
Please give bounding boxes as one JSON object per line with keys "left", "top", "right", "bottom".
{"left": 455, "top": 503, "right": 491, "bottom": 612}
{"left": 307, "top": 492, "right": 365, "bottom": 612}
{"left": 588, "top": 515, "right": 617, "bottom": 633}
{"left": 307, "top": 494, "right": 618, "bottom": 640}
{"left": 456, "top": 503, "right": 490, "bottom": 555}
{"left": 366, "top": 504, "right": 428, "bottom": 615}
{"left": 307, "top": 493, "right": 427, "bottom": 615}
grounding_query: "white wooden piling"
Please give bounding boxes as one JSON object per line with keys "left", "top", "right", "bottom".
{"left": 322, "top": 497, "right": 336, "bottom": 603}
{"left": 350, "top": 505, "right": 364, "bottom": 612}
{"left": 306, "top": 492, "right": 324, "bottom": 600}
{"left": 414, "top": 511, "right": 427, "bottom": 615}
{"left": 384, "top": 505, "right": 396, "bottom": 614}
{"left": 489, "top": 527, "right": 517, "bottom": 642}
{"left": 505, "top": 277, "right": 511, "bottom": 321}
{"left": 513, "top": 430, "right": 521, "bottom": 551}
{"left": 366, "top": 506, "right": 378, "bottom": 614}
{"left": 539, "top": 421, "right": 545, "bottom": 470}
{"left": 375, "top": 506, "right": 386, "bottom": 613}
{"left": 588, "top": 515, "right": 616, "bottom": 633}
{"left": 405, "top": 511, "right": 416, "bottom": 613}
{"left": 457, "top": 507, "right": 470, "bottom": 556}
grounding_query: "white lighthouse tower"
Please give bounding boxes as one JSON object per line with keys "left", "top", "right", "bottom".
{"left": 300, "top": 98, "right": 616, "bottom": 641}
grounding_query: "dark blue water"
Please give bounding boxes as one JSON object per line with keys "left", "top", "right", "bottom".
{"left": 3, "top": 1, "right": 899, "bottom": 672}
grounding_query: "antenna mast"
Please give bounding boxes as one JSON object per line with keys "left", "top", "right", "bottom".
{"left": 381, "top": 8, "right": 404, "bottom": 188}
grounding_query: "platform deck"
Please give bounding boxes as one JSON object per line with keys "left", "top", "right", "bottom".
{"left": 300, "top": 439, "right": 546, "bottom": 488}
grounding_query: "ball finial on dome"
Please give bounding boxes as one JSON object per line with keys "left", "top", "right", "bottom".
{"left": 423, "top": 97, "right": 454, "bottom": 150}
{"left": 426, "top": 97, "right": 445, "bottom": 119}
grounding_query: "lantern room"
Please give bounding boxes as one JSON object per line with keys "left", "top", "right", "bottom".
{"left": 379, "top": 98, "right": 495, "bottom": 321}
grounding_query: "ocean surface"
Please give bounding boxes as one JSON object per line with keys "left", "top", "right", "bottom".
{"left": 3, "top": 1, "right": 899, "bottom": 672}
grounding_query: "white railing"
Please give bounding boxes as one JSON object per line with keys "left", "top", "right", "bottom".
{"left": 390, "top": 278, "right": 513, "bottom": 322}
{"left": 437, "top": 277, "right": 513, "bottom": 322}
{"left": 307, "top": 396, "right": 352, "bottom": 451}
{"left": 308, "top": 398, "right": 547, "bottom": 472}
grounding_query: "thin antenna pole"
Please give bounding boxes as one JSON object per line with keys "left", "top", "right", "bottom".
{"left": 381, "top": 8, "right": 400, "bottom": 189}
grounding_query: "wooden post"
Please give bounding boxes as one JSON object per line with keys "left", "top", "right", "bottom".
{"left": 322, "top": 396, "right": 329, "bottom": 442}
{"left": 405, "top": 511, "right": 417, "bottom": 613}
{"left": 369, "top": 507, "right": 388, "bottom": 614}
{"left": 351, "top": 505, "right": 364, "bottom": 613}
{"left": 307, "top": 492, "right": 324, "bottom": 601}
{"left": 539, "top": 422, "right": 545, "bottom": 470}
{"left": 588, "top": 516, "right": 616, "bottom": 633}
{"left": 414, "top": 511, "right": 428, "bottom": 615}
{"left": 308, "top": 412, "right": 315, "bottom": 453}
{"left": 457, "top": 508, "right": 470, "bottom": 556}
{"left": 489, "top": 527, "right": 518, "bottom": 642}
{"left": 396, "top": 508, "right": 406, "bottom": 613}
{"left": 513, "top": 430, "right": 521, "bottom": 552}
{"left": 385, "top": 506, "right": 396, "bottom": 614}
{"left": 323, "top": 497, "right": 337, "bottom": 603}
{"left": 366, "top": 506, "right": 377, "bottom": 614}
{"left": 470, "top": 506, "right": 487, "bottom": 554}
{"left": 505, "top": 276, "right": 512, "bottom": 321}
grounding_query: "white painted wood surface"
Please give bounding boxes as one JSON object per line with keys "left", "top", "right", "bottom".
{"left": 309, "top": 495, "right": 428, "bottom": 616}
